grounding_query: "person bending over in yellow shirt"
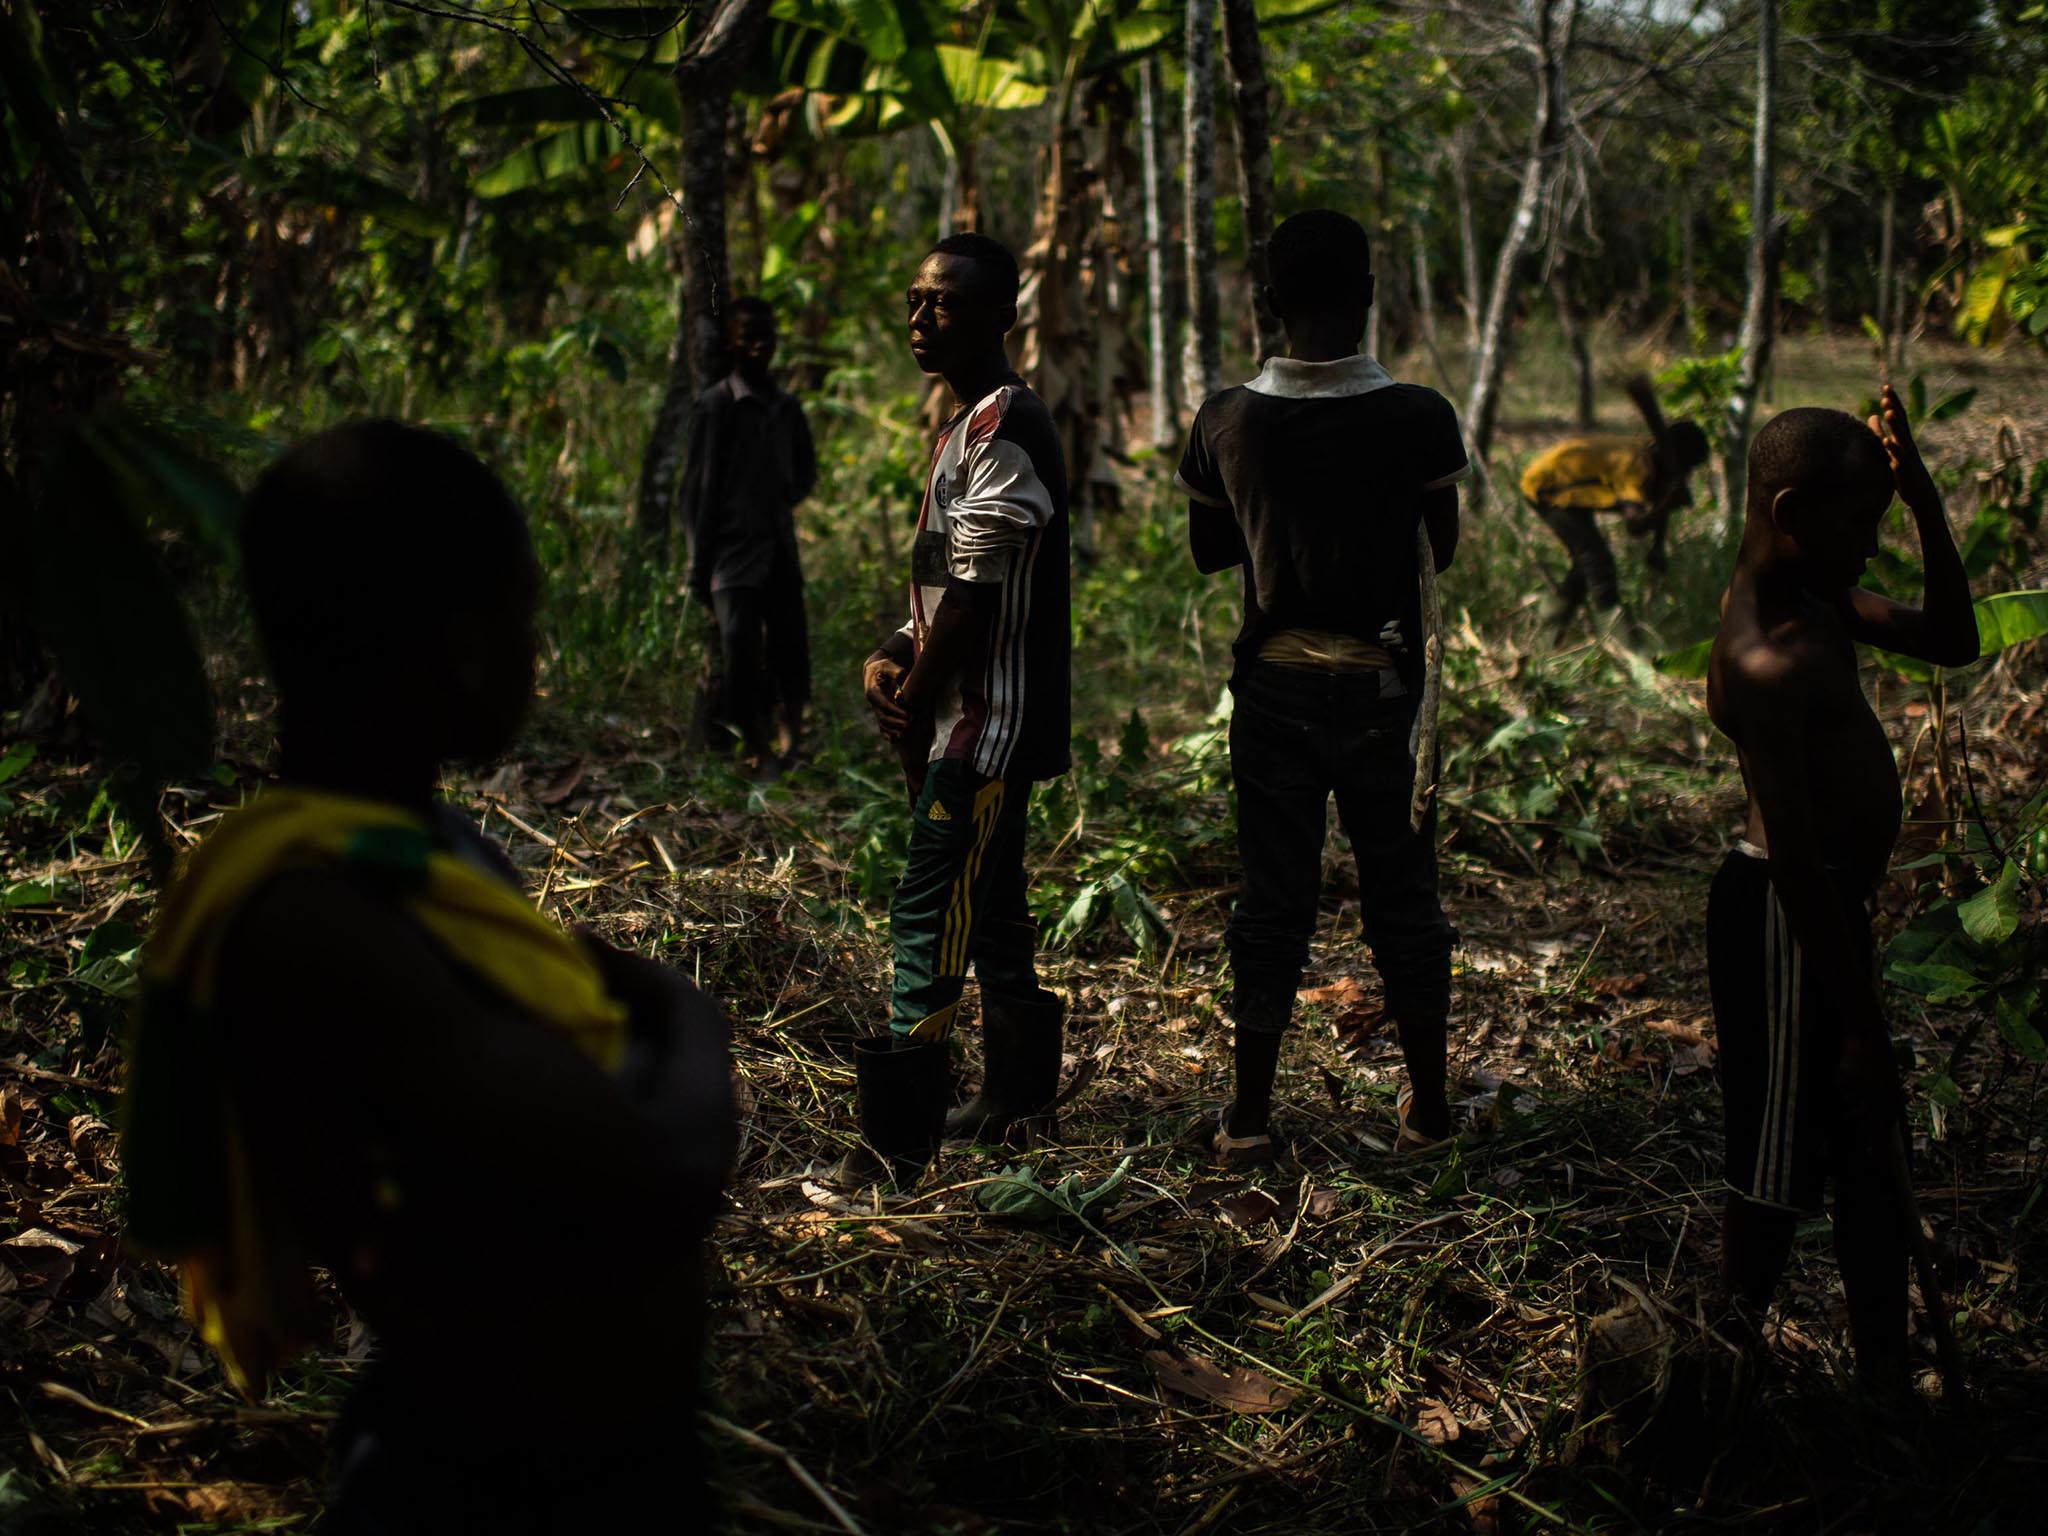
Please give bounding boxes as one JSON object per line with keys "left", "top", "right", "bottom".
{"left": 1521, "top": 377, "right": 1708, "bottom": 635}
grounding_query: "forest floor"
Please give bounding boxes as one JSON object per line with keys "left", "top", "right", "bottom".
{"left": 4, "top": 330, "right": 2047, "bottom": 1533}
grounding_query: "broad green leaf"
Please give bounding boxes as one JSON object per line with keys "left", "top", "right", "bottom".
{"left": 1886, "top": 962, "right": 1987, "bottom": 1003}
{"left": 1885, "top": 900, "right": 1986, "bottom": 992}
{"left": 1996, "top": 984, "right": 2046, "bottom": 1060}
{"left": 6, "top": 424, "right": 215, "bottom": 782}
{"left": 2, "top": 879, "right": 68, "bottom": 913}
{"left": 1927, "top": 386, "right": 1977, "bottom": 422}
{"left": 474, "top": 123, "right": 623, "bottom": 198}
{"left": 0, "top": 742, "right": 33, "bottom": 788}
{"left": 1975, "top": 590, "right": 2048, "bottom": 657}
{"left": 1653, "top": 637, "right": 1714, "bottom": 680}
{"left": 1958, "top": 859, "right": 2023, "bottom": 946}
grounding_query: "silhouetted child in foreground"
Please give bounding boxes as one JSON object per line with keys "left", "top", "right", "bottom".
{"left": 1177, "top": 209, "right": 1465, "bottom": 1163}
{"left": 1521, "top": 377, "right": 1708, "bottom": 634}
{"left": 1707, "top": 387, "right": 1976, "bottom": 1391}
{"left": 124, "top": 422, "right": 736, "bottom": 1531}
{"left": 682, "top": 296, "right": 819, "bottom": 769}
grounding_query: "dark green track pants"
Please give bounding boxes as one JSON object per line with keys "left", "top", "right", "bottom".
{"left": 890, "top": 759, "right": 1040, "bottom": 1042}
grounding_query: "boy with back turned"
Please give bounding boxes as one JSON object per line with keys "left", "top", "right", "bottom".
{"left": 1707, "top": 386, "right": 1977, "bottom": 1388}
{"left": 1177, "top": 210, "right": 1467, "bottom": 1161}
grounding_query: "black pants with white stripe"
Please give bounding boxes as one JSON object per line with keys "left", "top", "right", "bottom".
{"left": 1708, "top": 847, "right": 1907, "bottom": 1365}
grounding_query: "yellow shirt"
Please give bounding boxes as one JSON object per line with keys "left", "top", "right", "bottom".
{"left": 1519, "top": 436, "right": 1655, "bottom": 511}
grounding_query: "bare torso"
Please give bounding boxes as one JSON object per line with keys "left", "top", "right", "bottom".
{"left": 1709, "top": 592, "right": 1902, "bottom": 888}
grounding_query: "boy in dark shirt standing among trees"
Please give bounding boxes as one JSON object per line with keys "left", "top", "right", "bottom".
{"left": 681, "top": 296, "right": 819, "bottom": 770}
{"left": 852, "top": 233, "right": 1072, "bottom": 1181}
{"left": 1177, "top": 210, "right": 1467, "bottom": 1163}
{"left": 1707, "top": 389, "right": 1976, "bottom": 1387}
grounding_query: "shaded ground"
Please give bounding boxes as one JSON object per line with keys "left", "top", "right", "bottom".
{"left": 4, "top": 625, "right": 2045, "bottom": 1533}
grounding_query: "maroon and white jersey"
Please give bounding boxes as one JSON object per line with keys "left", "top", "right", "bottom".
{"left": 897, "top": 377, "right": 1070, "bottom": 782}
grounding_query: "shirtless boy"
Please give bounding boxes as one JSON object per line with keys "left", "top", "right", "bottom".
{"left": 1706, "top": 386, "right": 1977, "bottom": 1387}
{"left": 124, "top": 422, "right": 736, "bottom": 1529}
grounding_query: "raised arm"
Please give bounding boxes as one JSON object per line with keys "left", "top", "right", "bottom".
{"left": 1840, "top": 382, "right": 1979, "bottom": 667}
{"left": 1623, "top": 374, "right": 1669, "bottom": 441}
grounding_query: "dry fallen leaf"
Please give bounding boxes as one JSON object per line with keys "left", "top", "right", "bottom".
{"left": 1298, "top": 976, "right": 1371, "bottom": 1009}
{"left": 1415, "top": 1395, "right": 1463, "bottom": 1445}
{"left": 1215, "top": 1188, "right": 1282, "bottom": 1230}
{"left": 1305, "top": 1188, "right": 1343, "bottom": 1222}
{"left": 1146, "top": 1349, "right": 1298, "bottom": 1414}
{"left": 2, "top": 1229, "right": 82, "bottom": 1293}
{"left": 0, "top": 1084, "right": 24, "bottom": 1148}
{"left": 1589, "top": 972, "right": 1649, "bottom": 997}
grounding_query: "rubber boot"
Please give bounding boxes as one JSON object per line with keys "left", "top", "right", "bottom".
{"left": 944, "top": 989, "right": 1063, "bottom": 1145}
{"left": 847, "top": 1036, "right": 948, "bottom": 1186}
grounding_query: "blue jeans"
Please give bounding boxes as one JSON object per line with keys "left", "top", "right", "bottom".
{"left": 1225, "top": 660, "right": 1454, "bottom": 1033}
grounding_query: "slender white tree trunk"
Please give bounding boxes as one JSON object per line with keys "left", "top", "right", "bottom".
{"left": 1463, "top": 0, "right": 1575, "bottom": 504}
{"left": 1183, "top": 0, "right": 1222, "bottom": 405}
{"left": 1679, "top": 183, "right": 1698, "bottom": 342}
{"left": 1720, "top": 0, "right": 1781, "bottom": 529}
{"left": 1453, "top": 126, "right": 1483, "bottom": 360}
{"left": 1140, "top": 57, "right": 1179, "bottom": 447}
{"left": 1410, "top": 217, "right": 1439, "bottom": 361}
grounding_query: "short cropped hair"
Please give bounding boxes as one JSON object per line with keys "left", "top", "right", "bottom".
{"left": 1268, "top": 210, "right": 1373, "bottom": 312}
{"left": 242, "top": 420, "right": 531, "bottom": 699}
{"left": 1745, "top": 407, "right": 1891, "bottom": 512}
{"left": 929, "top": 231, "right": 1020, "bottom": 310}
{"left": 727, "top": 295, "right": 776, "bottom": 328}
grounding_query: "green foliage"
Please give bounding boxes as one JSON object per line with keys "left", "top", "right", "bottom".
{"left": 978, "top": 1156, "right": 1132, "bottom": 1223}
{"left": 1887, "top": 793, "right": 2048, "bottom": 1092}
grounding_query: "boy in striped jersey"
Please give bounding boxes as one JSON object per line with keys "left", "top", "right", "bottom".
{"left": 1706, "top": 389, "right": 1976, "bottom": 1388}
{"left": 852, "top": 233, "right": 1072, "bottom": 1180}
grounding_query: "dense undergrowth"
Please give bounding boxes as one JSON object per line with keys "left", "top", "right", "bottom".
{"left": 4, "top": 333, "right": 2048, "bottom": 1532}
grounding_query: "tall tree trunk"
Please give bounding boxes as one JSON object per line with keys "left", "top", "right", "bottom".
{"left": 1463, "top": 0, "right": 1575, "bottom": 503}
{"left": 634, "top": 0, "right": 771, "bottom": 543}
{"left": 1140, "top": 56, "right": 1180, "bottom": 447}
{"left": 1720, "top": 0, "right": 1780, "bottom": 529}
{"left": 1183, "top": 0, "right": 1222, "bottom": 404}
{"left": 1410, "top": 217, "right": 1439, "bottom": 364}
{"left": 1219, "top": 0, "right": 1282, "bottom": 361}
{"left": 1452, "top": 126, "right": 1483, "bottom": 360}
{"left": 1815, "top": 215, "right": 1830, "bottom": 331}
{"left": 1876, "top": 180, "right": 1896, "bottom": 343}
{"left": 1679, "top": 182, "right": 1698, "bottom": 342}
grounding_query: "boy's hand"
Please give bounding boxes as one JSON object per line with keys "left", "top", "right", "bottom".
{"left": 863, "top": 652, "right": 911, "bottom": 739}
{"left": 1869, "top": 382, "right": 1940, "bottom": 516}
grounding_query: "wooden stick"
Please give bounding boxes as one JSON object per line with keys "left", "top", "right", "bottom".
{"left": 1410, "top": 523, "right": 1444, "bottom": 833}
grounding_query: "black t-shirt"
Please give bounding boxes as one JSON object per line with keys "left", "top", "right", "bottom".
{"left": 1176, "top": 355, "right": 1468, "bottom": 688}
